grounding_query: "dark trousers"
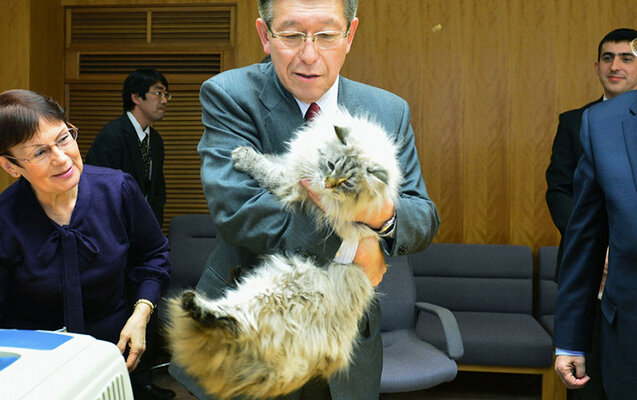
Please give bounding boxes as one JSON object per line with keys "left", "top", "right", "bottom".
{"left": 279, "top": 378, "right": 332, "bottom": 400}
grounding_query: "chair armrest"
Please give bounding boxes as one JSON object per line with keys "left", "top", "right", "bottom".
{"left": 415, "top": 301, "right": 464, "bottom": 359}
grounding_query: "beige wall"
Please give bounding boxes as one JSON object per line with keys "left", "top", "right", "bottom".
{"left": 1, "top": 0, "right": 30, "bottom": 91}
{"left": 29, "top": 0, "right": 65, "bottom": 100}
{"left": 1, "top": 0, "right": 636, "bottom": 252}
{"left": 341, "top": 0, "right": 636, "bottom": 249}
{"left": 0, "top": 0, "right": 30, "bottom": 191}
{"left": 0, "top": 0, "right": 64, "bottom": 192}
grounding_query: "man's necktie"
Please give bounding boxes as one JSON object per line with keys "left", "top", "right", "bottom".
{"left": 140, "top": 134, "right": 151, "bottom": 179}
{"left": 305, "top": 102, "right": 321, "bottom": 121}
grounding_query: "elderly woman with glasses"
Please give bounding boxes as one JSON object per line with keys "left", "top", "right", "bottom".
{"left": 0, "top": 89, "right": 170, "bottom": 372}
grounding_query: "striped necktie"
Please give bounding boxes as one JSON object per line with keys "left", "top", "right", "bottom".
{"left": 305, "top": 102, "right": 321, "bottom": 121}
{"left": 140, "top": 134, "right": 151, "bottom": 179}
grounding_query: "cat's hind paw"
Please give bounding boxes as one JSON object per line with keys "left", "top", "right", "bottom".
{"left": 180, "top": 290, "right": 241, "bottom": 335}
{"left": 181, "top": 290, "right": 204, "bottom": 320}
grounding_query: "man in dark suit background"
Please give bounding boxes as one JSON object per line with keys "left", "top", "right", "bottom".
{"left": 86, "top": 68, "right": 174, "bottom": 400}
{"left": 546, "top": 28, "right": 637, "bottom": 279}
{"left": 87, "top": 68, "right": 168, "bottom": 225}
{"left": 549, "top": 30, "right": 637, "bottom": 399}
{"left": 554, "top": 88, "right": 637, "bottom": 400}
{"left": 168, "top": 0, "right": 440, "bottom": 399}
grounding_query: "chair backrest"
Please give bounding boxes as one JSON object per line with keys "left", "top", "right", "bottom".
{"left": 165, "top": 214, "right": 217, "bottom": 298}
{"left": 409, "top": 243, "right": 534, "bottom": 314}
{"left": 536, "top": 246, "right": 559, "bottom": 335}
{"left": 377, "top": 256, "right": 417, "bottom": 331}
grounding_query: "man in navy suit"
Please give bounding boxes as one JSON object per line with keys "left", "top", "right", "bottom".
{"left": 547, "top": 28, "right": 637, "bottom": 279}
{"left": 86, "top": 68, "right": 168, "bottom": 225}
{"left": 553, "top": 42, "right": 637, "bottom": 398}
{"left": 168, "top": 0, "right": 440, "bottom": 399}
{"left": 546, "top": 28, "right": 637, "bottom": 400}
{"left": 86, "top": 68, "right": 173, "bottom": 400}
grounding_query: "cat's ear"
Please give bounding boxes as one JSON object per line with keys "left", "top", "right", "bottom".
{"left": 334, "top": 125, "right": 349, "bottom": 145}
{"left": 367, "top": 166, "right": 389, "bottom": 185}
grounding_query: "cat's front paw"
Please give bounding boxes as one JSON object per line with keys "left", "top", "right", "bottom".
{"left": 231, "top": 146, "right": 258, "bottom": 173}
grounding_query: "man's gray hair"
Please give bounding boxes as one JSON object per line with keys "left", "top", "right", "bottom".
{"left": 257, "top": 0, "right": 358, "bottom": 25}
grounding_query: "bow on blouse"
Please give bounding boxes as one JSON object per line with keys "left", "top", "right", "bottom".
{"left": 37, "top": 226, "right": 100, "bottom": 333}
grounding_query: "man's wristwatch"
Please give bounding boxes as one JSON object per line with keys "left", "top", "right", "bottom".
{"left": 373, "top": 212, "right": 396, "bottom": 238}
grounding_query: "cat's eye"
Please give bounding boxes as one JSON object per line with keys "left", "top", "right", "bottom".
{"left": 327, "top": 161, "right": 335, "bottom": 170}
{"left": 342, "top": 180, "right": 353, "bottom": 188}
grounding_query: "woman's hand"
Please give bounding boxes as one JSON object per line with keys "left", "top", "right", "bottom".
{"left": 117, "top": 302, "right": 152, "bottom": 372}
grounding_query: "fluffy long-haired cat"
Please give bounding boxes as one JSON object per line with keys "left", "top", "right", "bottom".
{"left": 166, "top": 108, "right": 402, "bottom": 400}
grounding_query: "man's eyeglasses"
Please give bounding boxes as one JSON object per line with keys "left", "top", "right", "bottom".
{"left": 266, "top": 22, "right": 349, "bottom": 50}
{"left": 149, "top": 90, "right": 172, "bottom": 101}
{"left": 2, "top": 124, "right": 79, "bottom": 166}
{"left": 632, "top": 38, "right": 637, "bottom": 56}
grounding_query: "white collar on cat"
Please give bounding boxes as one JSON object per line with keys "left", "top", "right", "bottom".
{"left": 295, "top": 77, "right": 340, "bottom": 118}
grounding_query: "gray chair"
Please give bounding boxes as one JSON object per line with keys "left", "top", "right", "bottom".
{"left": 160, "top": 214, "right": 217, "bottom": 317}
{"left": 377, "top": 256, "right": 463, "bottom": 393}
{"left": 537, "top": 246, "right": 559, "bottom": 335}
{"left": 408, "top": 243, "right": 562, "bottom": 400}
{"left": 155, "top": 214, "right": 217, "bottom": 371}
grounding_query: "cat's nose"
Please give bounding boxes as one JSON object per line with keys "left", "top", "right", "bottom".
{"left": 324, "top": 177, "right": 337, "bottom": 189}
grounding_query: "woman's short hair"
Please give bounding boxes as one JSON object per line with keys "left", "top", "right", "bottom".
{"left": 0, "top": 89, "right": 66, "bottom": 156}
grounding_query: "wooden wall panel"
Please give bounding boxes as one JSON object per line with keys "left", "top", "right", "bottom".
{"left": 1, "top": 0, "right": 30, "bottom": 91}
{"left": 343, "top": 0, "right": 637, "bottom": 250}
{"left": 29, "top": 0, "right": 65, "bottom": 102}
{"left": 2, "top": 0, "right": 636, "bottom": 252}
{"left": 63, "top": 4, "right": 238, "bottom": 230}
{"left": 0, "top": 0, "right": 31, "bottom": 192}
{"left": 460, "top": 0, "right": 512, "bottom": 246}
{"left": 60, "top": 0, "right": 264, "bottom": 66}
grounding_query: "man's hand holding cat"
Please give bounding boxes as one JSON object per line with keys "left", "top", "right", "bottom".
{"left": 300, "top": 179, "right": 395, "bottom": 229}
{"left": 301, "top": 179, "right": 323, "bottom": 209}
{"left": 355, "top": 196, "right": 395, "bottom": 230}
{"left": 301, "top": 179, "right": 387, "bottom": 286}
{"left": 353, "top": 236, "right": 387, "bottom": 286}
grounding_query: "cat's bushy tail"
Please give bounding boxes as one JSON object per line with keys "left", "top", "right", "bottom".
{"left": 165, "top": 254, "right": 376, "bottom": 399}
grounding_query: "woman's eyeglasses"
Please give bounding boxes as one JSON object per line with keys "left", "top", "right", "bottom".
{"left": 2, "top": 124, "right": 79, "bottom": 165}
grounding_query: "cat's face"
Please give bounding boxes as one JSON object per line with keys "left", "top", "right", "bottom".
{"left": 319, "top": 146, "right": 361, "bottom": 195}
{"left": 316, "top": 126, "right": 389, "bottom": 200}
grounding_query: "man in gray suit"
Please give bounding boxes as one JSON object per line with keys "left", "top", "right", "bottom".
{"left": 169, "top": 0, "right": 440, "bottom": 399}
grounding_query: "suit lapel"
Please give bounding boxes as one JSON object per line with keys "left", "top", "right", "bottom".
{"left": 622, "top": 98, "right": 637, "bottom": 191}
{"left": 256, "top": 70, "right": 367, "bottom": 152}
{"left": 336, "top": 77, "right": 363, "bottom": 112}
{"left": 259, "top": 65, "right": 305, "bottom": 152}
